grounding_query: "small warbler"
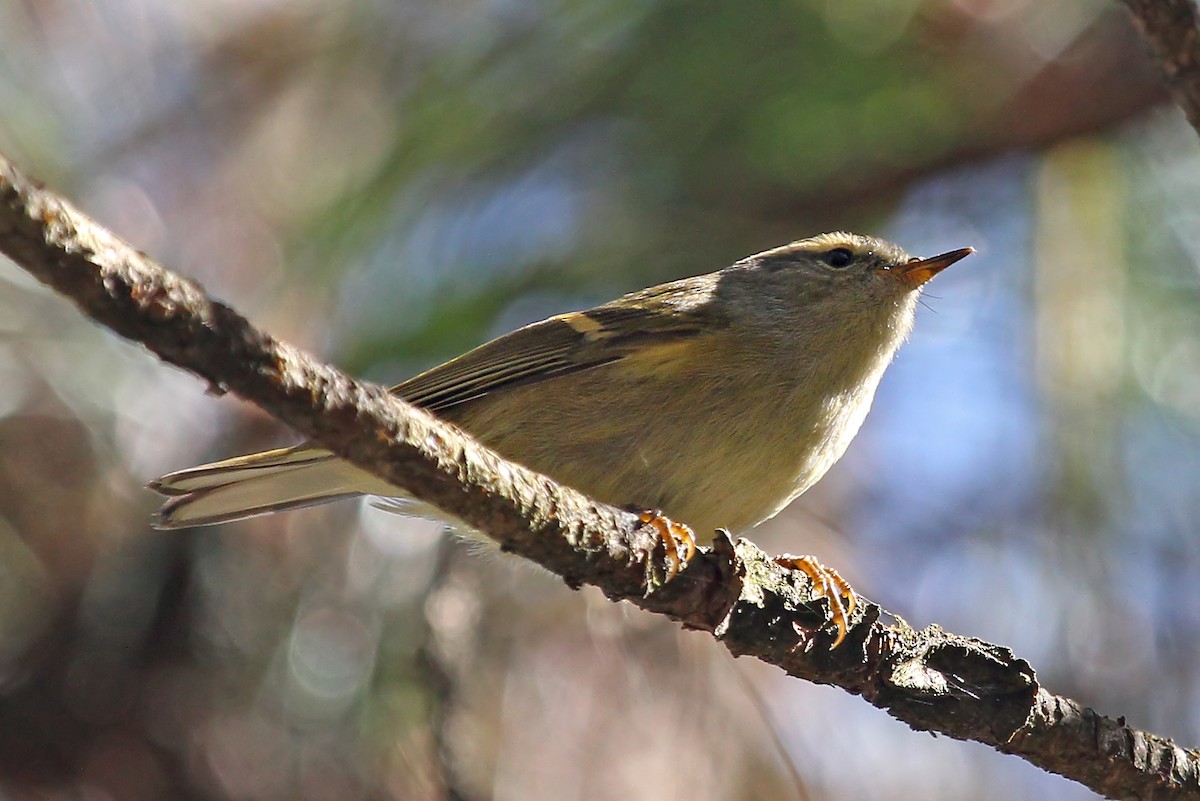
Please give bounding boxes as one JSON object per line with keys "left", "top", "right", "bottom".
{"left": 152, "top": 231, "right": 971, "bottom": 643}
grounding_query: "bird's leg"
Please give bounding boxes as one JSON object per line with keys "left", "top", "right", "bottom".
{"left": 635, "top": 510, "right": 697, "bottom": 580}
{"left": 774, "top": 554, "right": 858, "bottom": 648}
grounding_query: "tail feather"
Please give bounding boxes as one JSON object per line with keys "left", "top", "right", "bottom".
{"left": 150, "top": 446, "right": 402, "bottom": 529}
{"left": 149, "top": 446, "right": 331, "bottom": 495}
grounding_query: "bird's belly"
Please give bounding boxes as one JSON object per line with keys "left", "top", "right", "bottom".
{"left": 451, "top": 369, "right": 875, "bottom": 537}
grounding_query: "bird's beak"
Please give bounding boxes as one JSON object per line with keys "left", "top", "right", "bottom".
{"left": 893, "top": 247, "right": 974, "bottom": 288}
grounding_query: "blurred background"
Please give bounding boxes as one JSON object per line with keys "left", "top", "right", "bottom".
{"left": 0, "top": 0, "right": 1194, "bottom": 798}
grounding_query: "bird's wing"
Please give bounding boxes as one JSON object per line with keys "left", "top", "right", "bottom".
{"left": 395, "top": 276, "right": 723, "bottom": 413}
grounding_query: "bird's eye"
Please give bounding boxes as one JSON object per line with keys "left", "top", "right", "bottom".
{"left": 822, "top": 248, "right": 854, "bottom": 268}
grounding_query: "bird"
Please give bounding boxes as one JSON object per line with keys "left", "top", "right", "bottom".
{"left": 151, "top": 231, "right": 971, "bottom": 644}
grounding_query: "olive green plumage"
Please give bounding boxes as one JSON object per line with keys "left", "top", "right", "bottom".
{"left": 151, "top": 231, "right": 970, "bottom": 535}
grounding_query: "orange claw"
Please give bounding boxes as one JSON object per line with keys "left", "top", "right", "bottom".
{"left": 774, "top": 554, "right": 858, "bottom": 648}
{"left": 638, "top": 511, "right": 697, "bottom": 579}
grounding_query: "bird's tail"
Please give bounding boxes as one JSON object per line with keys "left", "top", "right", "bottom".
{"left": 150, "top": 445, "right": 400, "bottom": 529}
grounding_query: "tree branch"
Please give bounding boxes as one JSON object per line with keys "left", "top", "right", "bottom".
{"left": 1, "top": 151, "right": 1196, "bottom": 800}
{"left": 1121, "top": 0, "right": 1200, "bottom": 133}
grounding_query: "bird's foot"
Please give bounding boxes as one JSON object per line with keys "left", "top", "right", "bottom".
{"left": 636, "top": 510, "right": 696, "bottom": 580}
{"left": 774, "top": 554, "right": 858, "bottom": 648}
